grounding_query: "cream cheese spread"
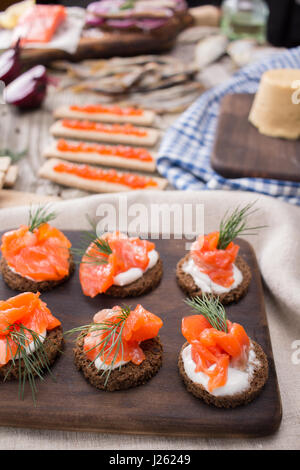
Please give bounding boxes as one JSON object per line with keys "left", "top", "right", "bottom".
{"left": 113, "top": 249, "right": 159, "bottom": 286}
{"left": 182, "top": 257, "right": 243, "bottom": 294}
{"left": 182, "top": 342, "right": 260, "bottom": 397}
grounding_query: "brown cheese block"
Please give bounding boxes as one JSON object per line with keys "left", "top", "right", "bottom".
{"left": 43, "top": 141, "right": 156, "bottom": 173}
{"left": 74, "top": 335, "right": 163, "bottom": 391}
{"left": 54, "top": 106, "right": 156, "bottom": 127}
{"left": 178, "top": 340, "right": 268, "bottom": 408}
{"left": 249, "top": 69, "right": 300, "bottom": 139}
{"left": 50, "top": 120, "right": 160, "bottom": 147}
{"left": 0, "top": 326, "right": 63, "bottom": 381}
{"left": 105, "top": 257, "right": 163, "bottom": 298}
{"left": 176, "top": 254, "right": 251, "bottom": 304}
{"left": 39, "top": 158, "right": 168, "bottom": 193}
{"left": 0, "top": 254, "right": 75, "bottom": 293}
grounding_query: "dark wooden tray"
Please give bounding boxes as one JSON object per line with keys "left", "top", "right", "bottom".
{"left": 0, "top": 232, "right": 282, "bottom": 437}
{"left": 211, "top": 93, "right": 300, "bottom": 182}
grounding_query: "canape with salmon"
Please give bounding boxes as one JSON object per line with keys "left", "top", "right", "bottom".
{"left": 0, "top": 205, "right": 74, "bottom": 293}
{"left": 0, "top": 292, "right": 63, "bottom": 401}
{"left": 176, "top": 203, "right": 263, "bottom": 304}
{"left": 178, "top": 295, "right": 268, "bottom": 408}
{"left": 67, "top": 304, "right": 163, "bottom": 391}
{"left": 78, "top": 230, "right": 163, "bottom": 298}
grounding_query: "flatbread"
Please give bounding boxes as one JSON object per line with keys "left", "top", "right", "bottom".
{"left": 54, "top": 106, "right": 156, "bottom": 126}
{"left": 50, "top": 120, "right": 159, "bottom": 147}
{"left": 0, "top": 156, "right": 11, "bottom": 172}
{"left": 43, "top": 141, "right": 156, "bottom": 173}
{"left": 39, "top": 158, "right": 168, "bottom": 193}
{"left": 3, "top": 165, "right": 18, "bottom": 188}
{"left": 0, "top": 171, "right": 5, "bottom": 189}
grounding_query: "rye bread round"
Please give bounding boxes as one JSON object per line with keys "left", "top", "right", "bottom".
{"left": 176, "top": 254, "right": 251, "bottom": 304}
{"left": 74, "top": 335, "right": 163, "bottom": 391}
{"left": 104, "top": 257, "right": 163, "bottom": 298}
{"left": 0, "top": 326, "right": 63, "bottom": 381}
{"left": 0, "top": 254, "right": 75, "bottom": 293}
{"left": 178, "top": 340, "right": 268, "bottom": 408}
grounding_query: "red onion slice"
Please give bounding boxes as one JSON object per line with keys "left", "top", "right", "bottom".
{"left": 4, "top": 65, "right": 48, "bottom": 110}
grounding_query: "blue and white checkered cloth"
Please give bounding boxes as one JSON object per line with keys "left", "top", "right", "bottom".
{"left": 157, "top": 46, "right": 300, "bottom": 205}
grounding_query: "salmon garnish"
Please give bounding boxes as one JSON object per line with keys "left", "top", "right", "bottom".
{"left": 1, "top": 223, "right": 72, "bottom": 282}
{"left": 182, "top": 295, "right": 250, "bottom": 392}
{"left": 79, "top": 231, "right": 155, "bottom": 297}
{"left": 83, "top": 305, "right": 163, "bottom": 368}
{"left": 191, "top": 231, "right": 239, "bottom": 288}
{"left": 0, "top": 292, "right": 61, "bottom": 366}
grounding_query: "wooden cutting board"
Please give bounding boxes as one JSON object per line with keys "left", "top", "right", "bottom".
{"left": 211, "top": 93, "right": 300, "bottom": 182}
{"left": 20, "top": 14, "right": 192, "bottom": 66}
{"left": 0, "top": 233, "right": 282, "bottom": 437}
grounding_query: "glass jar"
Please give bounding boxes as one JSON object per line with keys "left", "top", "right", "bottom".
{"left": 221, "top": 0, "right": 269, "bottom": 43}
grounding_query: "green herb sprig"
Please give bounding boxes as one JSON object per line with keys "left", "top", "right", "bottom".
{"left": 0, "top": 148, "right": 27, "bottom": 163}
{"left": 4, "top": 324, "right": 55, "bottom": 404}
{"left": 185, "top": 294, "right": 228, "bottom": 333}
{"left": 28, "top": 205, "right": 57, "bottom": 233}
{"left": 217, "top": 201, "right": 265, "bottom": 250}
{"left": 72, "top": 215, "right": 112, "bottom": 266}
{"left": 65, "top": 306, "right": 131, "bottom": 386}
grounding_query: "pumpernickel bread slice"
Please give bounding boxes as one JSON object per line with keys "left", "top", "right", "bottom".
{"left": 0, "top": 254, "right": 75, "bottom": 293}
{"left": 178, "top": 340, "right": 268, "bottom": 408}
{"left": 0, "top": 326, "right": 63, "bottom": 381}
{"left": 105, "top": 257, "right": 163, "bottom": 298}
{"left": 74, "top": 335, "right": 163, "bottom": 391}
{"left": 176, "top": 254, "right": 251, "bottom": 304}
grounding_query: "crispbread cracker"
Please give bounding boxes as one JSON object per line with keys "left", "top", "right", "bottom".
{"left": 43, "top": 141, "right": 156, "bottom": 173}
{"left": 54, "top": 106, "right": 156, "bottom": 127}
{"left": 50, "top": 120, "right": 159, "bottom": 147}
{"left": 39, "top": 158, "right": 168, "bottom": 193}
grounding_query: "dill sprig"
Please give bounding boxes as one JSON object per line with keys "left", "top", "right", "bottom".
{"left": 4, "top": 324, "right": 55, "bottom": 404}
{"left": 0, "top": 148, "right": 27, "bottom": 162}
{"left": 65, "top": 306, "right": 131, "bottom": 386}
{"left": 185, "top": 294, "right": 228, "bottom": 333}
{"left": 72, "top": 215, "right": 112, "bottom": 266}
{"left": 217, "top": 201, "right": 265, "bottom": 250}
{"left": 28, "top": 204, "right": 57, "bottom": 232}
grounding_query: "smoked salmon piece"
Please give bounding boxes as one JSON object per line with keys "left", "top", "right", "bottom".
{"left": 191, "top": 231, "right": 240, "bottom": 288}
{"left": 1, "top": 223, "right": 72, "bottom": 282}
{"left": 84, "top": 305, "right": 163, "bottom": 366}
{"left": 16, "top": 5, "right": 66, "bottom": 45}
{"left": 79, "top": 232, "right": 155, "bottom": 297}
{"left": 0, "top": 292, "right": 61, "bottom": 366}
{"left": 182, "top": 314, "right": 250, "bottom": 392}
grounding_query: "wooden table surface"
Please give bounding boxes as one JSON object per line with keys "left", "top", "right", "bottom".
{"left": 0, "top": 40, "right": 235, "bottom": 205}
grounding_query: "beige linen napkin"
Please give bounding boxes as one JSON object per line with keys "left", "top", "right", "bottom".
{"left": 0, "top": 190, "right": 299, "bottom": 450}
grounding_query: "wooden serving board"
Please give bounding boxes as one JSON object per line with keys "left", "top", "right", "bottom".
{"left": 0, "top": 233, "right": 282, "bottom": 437}
{"left": 20, "top": 14, "right": 192, "bottom": 66}
{"left": 211, "top": 93, "right": 300, "bottom": 182}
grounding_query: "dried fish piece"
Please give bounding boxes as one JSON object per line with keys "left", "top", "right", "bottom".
{"left": 178, "top": 25, "right": 220, "bottom": 44}
{"left": 227, "top": 39, "right": 284, "bottom": 67}
{"left": 194, "top": 34, "right": 228, "bottom": 70}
